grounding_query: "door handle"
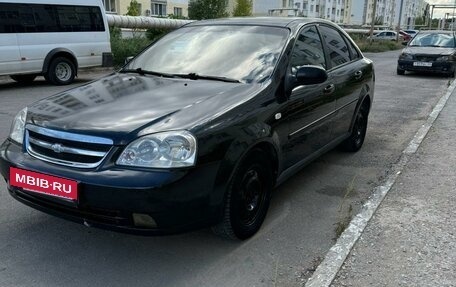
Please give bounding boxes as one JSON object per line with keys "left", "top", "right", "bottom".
{"left": 354, "top": 70, "right": 363, "bottom": 80}
{"left": 323, "top": 84, "right": 335, "bottom": 94}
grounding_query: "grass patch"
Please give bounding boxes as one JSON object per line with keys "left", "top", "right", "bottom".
{"left": 355, "top": 39, "right": 404, "bottom": 53}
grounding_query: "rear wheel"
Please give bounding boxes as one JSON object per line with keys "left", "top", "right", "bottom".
{"left": 45, "top": 57, "right": 76, "bottom": 85}
{"left": 212, "top": 150, "right": 273, "bottom": 240}
{"left": 341, "top": 103, "right": 369, "bottom": 152}
{"left": 397, "top": 68, "right": 405, "bottom": 75}
{"left": 10, "top": 74, "right": 37, "bottom": 83}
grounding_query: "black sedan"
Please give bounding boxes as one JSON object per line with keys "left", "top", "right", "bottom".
{"left": 0, "top": 18, "right": 374, "bottom": 240}
{"left": 397, "top": 30, "right": 456, "bottom": 77}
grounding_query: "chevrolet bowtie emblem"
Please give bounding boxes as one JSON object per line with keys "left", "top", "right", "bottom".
{"left": 51, "top": 143, "right": 65, "bottom": 153}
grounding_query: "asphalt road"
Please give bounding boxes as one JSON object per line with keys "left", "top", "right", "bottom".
{"left": 0, "top": 52, "right": 450, "bottom": 287}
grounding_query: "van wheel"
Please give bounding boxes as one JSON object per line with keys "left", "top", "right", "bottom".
{"left": 46, "top": 57, "right": 75, "bottom": 85}
{"left": 10, "top": 74, "right": 37, "bottom": 83}
{"left": 212, "top": 150, "right": 273, "bottom": 240}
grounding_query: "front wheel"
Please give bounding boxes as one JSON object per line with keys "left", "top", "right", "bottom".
{"left": 45, "top": 57, "right": 76, "bottom": 85}
{"left": 397, "top": 68, "right": 405, "bottom": 75}
{"left": 212, "top": 150, "right": 273, "bottom": 240}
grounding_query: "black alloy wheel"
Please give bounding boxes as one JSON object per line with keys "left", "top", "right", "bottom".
{"left": 213, "top": 150, "right": 273, "bottom": 240}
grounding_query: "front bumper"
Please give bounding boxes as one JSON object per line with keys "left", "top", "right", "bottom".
{"left": 0, "top": 139, "right": 222, "bottom": 235}
{"left": 397, "top": 59, "right": 455, "bottom": 74}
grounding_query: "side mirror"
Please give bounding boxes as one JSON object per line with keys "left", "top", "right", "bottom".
{"left": 295, "top": 65, "right": 328, "bottom": 86}
{"left": 124, "top": 56, "right": 134, "bottom": 64}
{"left": 402, "top": 41, "right": 408, "bottom": 46}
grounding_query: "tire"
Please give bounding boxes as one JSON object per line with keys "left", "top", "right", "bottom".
{"left": 10, "top": 74, "right": 37, "bottom": 83}
{"left": 212, "top": 150, "right": 273, "bottom": 240}
{"left": 397, "top": 68, "right": 405, "bottom": 75}
{"left": 341, "top": 104, "right": 369, "bottom": 152}
{"left": 46, "top": 57, "right": 76, "bottom": 85}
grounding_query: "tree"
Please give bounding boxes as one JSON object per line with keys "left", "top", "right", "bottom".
{"left": 188, "top": 0, "right": 228, "bottom": 20}
{"left": 233, "top": 0, "right": 252, "bottom": 16}
{"left": 126, "top": 0, "right": 141, "bottom": 16}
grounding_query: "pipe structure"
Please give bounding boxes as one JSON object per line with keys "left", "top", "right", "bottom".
{"left": 106, "top": 14, "right": 194, "bottom": 29}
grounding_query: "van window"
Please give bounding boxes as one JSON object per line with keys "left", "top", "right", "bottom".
{"left": 0, "top": 3, "right": 105, "bottom": 33}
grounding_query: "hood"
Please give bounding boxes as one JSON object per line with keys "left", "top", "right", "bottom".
{"left": 404, "top": 46, "right": 456, "bottom": 56}
{"left": 26, "top": 73, "right": 264, "bottom": 144}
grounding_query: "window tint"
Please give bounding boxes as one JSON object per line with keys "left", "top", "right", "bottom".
{"left": 318, "top": 25, "right": 350, "bottom": 68}
{"left": 290, "top": 25, "right": 326, "bottom": 73}
{"left": 0, "top": 3, "right": 104, "bottom": 33}
{"left": 345, "top": 36, "right": 360, "bottom": 60}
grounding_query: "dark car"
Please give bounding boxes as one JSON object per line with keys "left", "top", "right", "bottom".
{"left": 0, "top": 18, "right": 375, "bottom": 240}
{"left": 397, "top": 30, "right": 456, "bottom": 77}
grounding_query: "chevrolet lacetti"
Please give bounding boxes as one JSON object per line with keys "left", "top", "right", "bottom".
{"left": 0, "top": 18, "right": 375, "bottom": 240}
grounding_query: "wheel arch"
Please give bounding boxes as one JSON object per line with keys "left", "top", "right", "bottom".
{"left": 42, "top": 48, "right": 78, "bottom": 75}
{"left": 210, "top": 134, "right": 280, "bottom": 220}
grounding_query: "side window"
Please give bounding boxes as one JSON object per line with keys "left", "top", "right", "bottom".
{"left": 344, "top": 36, "right": 360, "bottom": 60}
{"left": 0, "top": 3, "right": 20, "bottom": 33}
{"left": 290, "top": 25, "right": 326, "bottom": 74}
{"left": 318, "top": 25, "right": 350, "bottom": 68}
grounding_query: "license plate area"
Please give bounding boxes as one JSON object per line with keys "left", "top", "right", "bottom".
{"left": 413, "top": 62, "right": 432, "bottom": 67}
{"left": 10, "top": 167, "right": 78, "bottom": 201}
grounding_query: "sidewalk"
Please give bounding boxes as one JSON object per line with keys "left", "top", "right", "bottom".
{"left": 328, "top": 86, "right": 456, "bottom": 286}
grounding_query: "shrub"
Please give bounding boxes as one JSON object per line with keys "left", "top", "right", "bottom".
{"left": 110, "top": 27, "right": 152, "bottom": 67}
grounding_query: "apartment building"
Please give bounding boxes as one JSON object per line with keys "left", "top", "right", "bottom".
{"left": 253, "top": 0, "right": 426, "bottom": 27}
{"left": 101, "top": 0, "right": 189, "bottom": 17}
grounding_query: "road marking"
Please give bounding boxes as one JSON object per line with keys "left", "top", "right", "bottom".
{"left": 305, "top": 79, "right": 456, "bottom": 287}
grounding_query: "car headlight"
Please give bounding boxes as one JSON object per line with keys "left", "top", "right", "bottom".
{"left": 399, "top": 53, "right": 413, "bottom": 60}
{"left": 436, "top": 56, "right": 450, "bottom": 61}
{"left": 117, "top": 131, "right": 197, "bottom": 168}
{"left": 9, "top": 107, "right": 27, "bottom": 145}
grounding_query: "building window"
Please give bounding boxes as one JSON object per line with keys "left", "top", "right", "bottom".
{"left": 173, "top": 7, "right": 182, "bottom": 17}
{"left": 315, "top": 5, "right": 319, "bottom": 12}
{"left": 152, "top": 2, "right": 167, "bottom": 16}
{"left": 102, "top": 0, "right": 116, "bottom": 13}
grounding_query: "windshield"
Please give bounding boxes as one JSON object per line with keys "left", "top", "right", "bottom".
{"left": 124, "top": 25, "right": 290, "bottom": 83}
{"left": 409, "top": 32, "right": 456, "bottom": 48}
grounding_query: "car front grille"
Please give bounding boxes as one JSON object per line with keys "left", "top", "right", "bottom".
{"left": 415, "top": 55, "right": 438, "bottom": 62}
{"left": 25, "top": 125, "right": 113, "bottom": 168}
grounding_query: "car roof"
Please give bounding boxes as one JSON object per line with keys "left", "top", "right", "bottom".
{"left": 417, "top": 30, "right": 455, "bottom": 35}
{"left": 186, "top": 17, "right": 338, "bottom": 30}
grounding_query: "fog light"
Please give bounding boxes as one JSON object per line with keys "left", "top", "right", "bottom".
{"left": 132, "top": 213, "right": 157, "bottom": 228}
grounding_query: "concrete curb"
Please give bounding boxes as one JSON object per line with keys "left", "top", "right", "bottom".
{"left": 304, "top": 79, "right": 456, "bottom": 287}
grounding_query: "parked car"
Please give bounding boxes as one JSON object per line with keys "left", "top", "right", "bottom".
{"left": 403, "top": 29, "right": 418, "bottom": 38}
{"left": 368, "top": 30, "right": 403, "bottom": 41}
{"left": 0, "top": 0, "right": 112, "bottom": 85}
{"left": 399, "top": 30, "right": 412, "bottom": 42}
{"left": 0, "top": 18, "right": 375, "bottom": 240}
{"left": 397, "top": 30, "right": 456, "bottom": 77}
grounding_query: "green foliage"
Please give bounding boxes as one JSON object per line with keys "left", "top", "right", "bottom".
{"left": 110, "top": 34, "right": 151, "bottom": 67}
{"left": 126, "top": 0, "right": 141, "bottom": 16}
{"left": 414, "top": 16, "right": 425, "bottom": 26}
{"left": 146, "top": 28, "right": 170, "bottom": 41}
{"left": 188, "top": 0, "right": 228, "bottom": 20}
{"left": 355, "top": 38, "right": 404, "bottom": 53}
{"left": 233, "top": 0, "right": 252, "bottom": 16}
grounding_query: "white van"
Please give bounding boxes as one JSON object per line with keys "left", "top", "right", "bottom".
{"left": 0, "top": 0, "right": 111, "bottom": 85}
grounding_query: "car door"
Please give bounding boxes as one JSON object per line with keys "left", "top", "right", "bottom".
{"left": 318, "top": 25, "right": 368, "bottom": 139}
{"left": 282, "top": 25, "right": 336, "bottom": 169}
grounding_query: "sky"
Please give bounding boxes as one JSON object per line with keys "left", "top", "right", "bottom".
{"left": 427, "top": 0, "right": 456, "bottom": 18}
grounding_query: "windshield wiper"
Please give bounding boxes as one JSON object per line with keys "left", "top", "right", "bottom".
{"left": 173, "top": 73, "right": 241, "bottom": 83}
{"left": 120, "top": 68, "right": 175, "bottom": 78}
